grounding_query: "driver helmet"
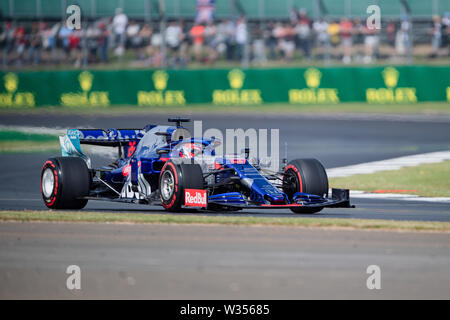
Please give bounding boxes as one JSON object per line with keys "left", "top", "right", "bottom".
{"left": 178, "top": 143, "right": 202, "bottom": 158}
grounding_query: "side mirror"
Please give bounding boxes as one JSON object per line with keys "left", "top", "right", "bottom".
{"left": 156, "top": 148, "right": 170, "bottom": 155}
{"left": 241, "top": 147, "right": 250, "bottom": 159}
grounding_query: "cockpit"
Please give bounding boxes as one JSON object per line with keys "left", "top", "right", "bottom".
{"left": 133, "top": 118, "right": 220, "bottom": 160}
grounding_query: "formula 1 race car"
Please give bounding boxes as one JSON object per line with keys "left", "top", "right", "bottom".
{"left": 40, "top": 118, "right": 352, "bottom": 214}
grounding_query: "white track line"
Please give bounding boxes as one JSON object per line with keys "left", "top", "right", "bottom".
{"left": 327, "top": 150, "right": 450, "bottom": 178}
{"left": 348, "top": 191, "right": 450, "bottom": 203}
{"left": 327, "top": 150, "right": 450, "bottom": 203}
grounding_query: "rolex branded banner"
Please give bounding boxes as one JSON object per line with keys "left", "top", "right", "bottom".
{"left": 0, "top": 66, "right": 448, "bottom": 107}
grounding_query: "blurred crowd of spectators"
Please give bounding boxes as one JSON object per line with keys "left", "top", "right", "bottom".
{"left": 1, "top": 7, "right": 450, "bottom": 68}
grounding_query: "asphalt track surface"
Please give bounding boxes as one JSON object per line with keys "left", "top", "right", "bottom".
{"left": 0, "top": 112, "right": 449, "bottom": 221}
{"left": 1, "top": 222, "right": 449, "bottom": 299}
{"left": 1, "top": 112, "right": 450, "bottom": 299}
{"left": 0, "top": 152, "right": 449, "bottom": 221}
{"left": 2, "top": 112, "right": 450, "bottom": 168}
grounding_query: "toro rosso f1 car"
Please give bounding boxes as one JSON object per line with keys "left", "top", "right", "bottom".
{"left": 40, "top": 118, "right": 352, "bottom": 214}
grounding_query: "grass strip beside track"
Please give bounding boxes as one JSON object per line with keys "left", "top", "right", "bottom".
{"left": 330, "top": 160, "right": 450, "bottom": 197}
{"left": 1, "top": 102, "right": 449, "bottom": 115}
{"left": 0, "top": 130, "right": 59, "bottom": 153}
{"left": 0, "top": 130, "right": 58, "bottom": 141}
{"left": 0, "top": 210, "right": 449, "bottom": 232}
{"left": 0, "top": 141, "right": 60, "bottom": 153}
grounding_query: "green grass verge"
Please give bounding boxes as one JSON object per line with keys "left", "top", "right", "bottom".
{"left": 330, "top": 160, "right": 450, "bottom": 197}
{"left": 0, "top": 102, "right": 449, "bottom": 115}
{"left": 0, "top": 130, "right": 57, "bottom": 142}
{"left": 0, "top": 129, "right": 60, "bottom": 153}
{"left": 0, "top": 140, "right": 60, "bottom": 153}
{"left": 0, "top": 210, "right": 449, "bottom": 232}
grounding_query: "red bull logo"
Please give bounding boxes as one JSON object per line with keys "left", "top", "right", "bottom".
{"left": 184, "top": 189, "right": 207, "bottom": 207}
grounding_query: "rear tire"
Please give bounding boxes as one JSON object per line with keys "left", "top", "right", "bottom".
{"left": 41, "top": 157, "right": 91, "bottom": 209}
{"left": 159, "top": 160, "right": 204, "bottom": 212}
{"left": 282, "top": 158, "right": 328, "bottom": 214}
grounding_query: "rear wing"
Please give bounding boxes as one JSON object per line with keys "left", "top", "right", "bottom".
{"left": 75, "top": 128, "right": 145, "bottom": 146}
{"left": 59, "top": 128, "right": 145, "bottom": 167}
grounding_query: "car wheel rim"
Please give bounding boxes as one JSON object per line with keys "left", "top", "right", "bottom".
{"left": 161, "top": 170, "right": 175, "bottom": 201}
{"left": 283, "top": 169, "right": 298, "bottom": 198}
{"left": 42, "top": 168, "right": 55, "bottom": 198}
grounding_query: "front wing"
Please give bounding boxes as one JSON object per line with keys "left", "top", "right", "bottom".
{"left": 206, "top": 188, "right": 353, "bottom": 210}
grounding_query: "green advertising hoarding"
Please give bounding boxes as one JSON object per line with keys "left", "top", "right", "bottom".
{"left": 0, "top": 66, "right": 449, "bottom": 108}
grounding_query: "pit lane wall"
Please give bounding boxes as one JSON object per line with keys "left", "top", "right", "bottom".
{"left": 0, "top": 66, "right": 449, "bottom": 107}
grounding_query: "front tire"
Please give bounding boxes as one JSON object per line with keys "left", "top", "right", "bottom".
{"left": 159, "top": 160, "right": 204, "bottom": 212}
{"left": 282, "top": 158, "right": 328, "bottom": 214}
{"left": 40, "top": 157, "right": 90, "bottom": 209}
